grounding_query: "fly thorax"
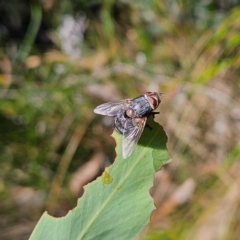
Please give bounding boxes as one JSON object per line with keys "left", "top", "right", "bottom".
{"left": 130, "top": 95, "right": 152, "bottom": 117}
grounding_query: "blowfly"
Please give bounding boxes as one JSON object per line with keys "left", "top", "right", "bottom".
{"left": 94, "top": 92, "right": 162, "bottom": 158}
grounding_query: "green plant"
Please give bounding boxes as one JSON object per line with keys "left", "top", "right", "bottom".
{"left": 30, "top": 116, "right": 170, "bottom": 239}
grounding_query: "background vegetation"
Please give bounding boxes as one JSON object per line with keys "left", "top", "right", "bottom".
{"left": 0, "top": 0, "right": 240, "bottom": 239}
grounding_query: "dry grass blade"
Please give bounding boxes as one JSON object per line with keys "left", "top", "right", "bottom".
{"left": 69, "top": 151, "right": 104, "bottom": 195}
{"left": 185, "top": 165, "right": 240, "bottom": 240}
{"left": 136, "top": 179, "right": 196, "bottom": 240}
{"left": 47, "top": 111, "right": 94, "bottom": 213}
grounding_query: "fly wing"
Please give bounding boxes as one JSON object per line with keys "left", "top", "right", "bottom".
{"left": 122, "top": 117, "right": 147, "bottom": 159}
{"left": 94, "top": 99, "right": 131, "bottom": 116}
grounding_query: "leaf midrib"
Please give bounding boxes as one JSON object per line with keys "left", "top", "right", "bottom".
{"left": 78, "top": 127, "right": 160, "bottom": 240}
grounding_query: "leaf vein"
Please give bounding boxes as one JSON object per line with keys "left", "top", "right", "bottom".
{"left": 78, "top": 126, "right": 160, "bottom": 239}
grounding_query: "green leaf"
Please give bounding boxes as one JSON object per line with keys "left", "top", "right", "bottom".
{"left": 30, "top": 116, "right": 170, "bottom": 240}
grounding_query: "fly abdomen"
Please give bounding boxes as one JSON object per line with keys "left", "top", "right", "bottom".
{"left": 114, "top": 109, "right": 128, "bottom": 134}
{"left": 114, "top": 109, "right": 135, "bottom": 135}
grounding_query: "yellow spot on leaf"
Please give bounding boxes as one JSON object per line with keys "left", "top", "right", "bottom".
{"left": 102, "top": 171, "right": 113, "bottom": 184}
{"left": 117, "top": 185, "right": 122, "bottom": 190}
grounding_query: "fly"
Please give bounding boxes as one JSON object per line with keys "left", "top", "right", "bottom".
{"left": 94, "top": 92, "right": 162, "bottom": 158}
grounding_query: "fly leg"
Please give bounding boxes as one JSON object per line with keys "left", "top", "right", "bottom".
{"left": 145, "top": 123, "right": 152, "bottom": 130}
{"left": 145, "top": 112, "right": 160, "bottom": 130}
{"left": 149, "top": 112, "right": 159, "bottom": 116}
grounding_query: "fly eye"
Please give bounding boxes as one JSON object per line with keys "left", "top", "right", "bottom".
{"left": 149, "top": 96, "right": 157, "bottom": 109}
